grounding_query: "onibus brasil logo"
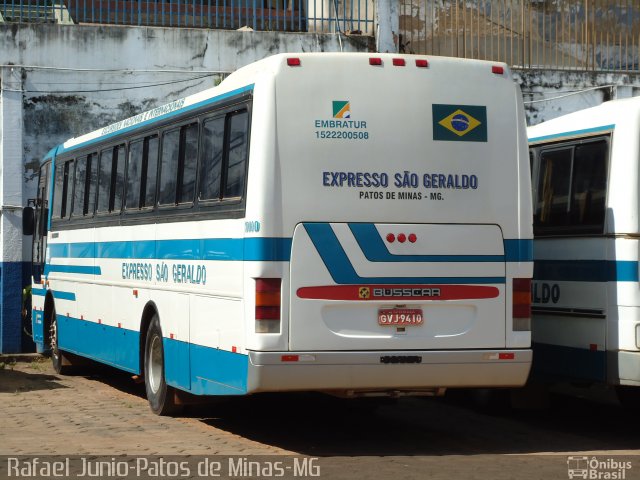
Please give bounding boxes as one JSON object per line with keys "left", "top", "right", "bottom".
{"left": 567, "top": 456, "right": 632, "bottom": 479}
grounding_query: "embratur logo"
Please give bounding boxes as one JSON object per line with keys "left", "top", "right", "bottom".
{"left": 333, "top": 101, "right": 351, "bottom": 119}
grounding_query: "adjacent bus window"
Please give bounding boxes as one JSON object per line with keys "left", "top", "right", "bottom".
{"left": 224, "top": 111, "right": 249, "bottom": 199}
{"left": 534, "top": 138, "right": 608, "bottom": 234}
{"left": 200, "top": 117, "right": 225, "bottom": 201}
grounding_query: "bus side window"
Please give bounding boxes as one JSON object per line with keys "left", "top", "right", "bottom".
{"left": 179, "top": 123, "right": 198, "bottom": 204}
{"left": 571, "top": 141, "right": 608, "bottom": 228}
{"left": 199, "top": 116, "right": 225, "bottom": 201}
{"left": 113, "top": 145, "right": 125, "bottom": 212}
{"left": 126, "top": 140, "right": 144, "bottom": 210}
{"left": 53, "top": 163, "right": 65, "bottom": 219}
{"left": 97, "top": 148, "right": 113, "bottom": 214}
{"left": 159, "top": 128, "right": 180, "bottom": 205}
{"left": 144, "top": 135, "right": 159, "bottom": 208}
{"left": 536, "top": 147, "right": 572, "bottom": 227}
{"left": 86, "top": 153, "right": 98, "bottom": 216}
{"left": 224, "top": 111, "right": 249, "bottom": 199}
{"left": 72, "top": 155, "right": 87, "bottom": 218}
{"left": 62, "top": 160, "right": 74, "bottom": 219}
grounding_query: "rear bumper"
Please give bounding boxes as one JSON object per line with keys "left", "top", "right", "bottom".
{"left": 247, "top": 349, "right": 532, "bottom": 393}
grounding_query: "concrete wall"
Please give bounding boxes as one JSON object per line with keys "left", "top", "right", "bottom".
{"left": 0, "top": 23, "right": 372, "bottom": 352}
{"left": 1, "top": 21, "right": 639, "bottom": 352}
{"left": 515, "top": 70, "right": 640, "bottom": 126}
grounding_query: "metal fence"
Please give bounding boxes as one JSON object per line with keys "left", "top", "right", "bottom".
{"left": 0, "top": 0, "right": 375, "bottom": 33}
{"left": 400, "top": 0, "right": 640, "bottom": 72}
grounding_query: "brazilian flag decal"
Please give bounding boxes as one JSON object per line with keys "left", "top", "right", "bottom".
{"left": 432, "top": 104, "right": 487, "bottom": 142}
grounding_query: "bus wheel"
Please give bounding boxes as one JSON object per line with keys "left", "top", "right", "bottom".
{"left": 144, "top": 315, "right": 181, "bottom": 416}
{"left": 49, "top": 307, "right": 72, "bottom": 375}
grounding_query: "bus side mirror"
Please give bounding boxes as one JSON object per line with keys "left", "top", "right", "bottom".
{"left": 22, "top": 207, "right": 34, "bottom": 235}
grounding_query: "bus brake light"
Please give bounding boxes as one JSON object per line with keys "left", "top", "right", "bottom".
{"left": 512, "top": 278, "right": 531, "bottom": 331}
{"left": 492, "top": 65, "right": 504, "bottom": 75}
{"left": 287, "top": 58, "right": 301, "bottom": 67}
{"left": 256, "top": 278, "right": 281, "bottom": 333}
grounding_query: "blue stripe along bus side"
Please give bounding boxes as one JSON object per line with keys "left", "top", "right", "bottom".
{"left": 56, "top": 314, "right": 248, "bottom": 394}
{"left": 47, "top": 237, "right": 292, "bottom": 261}
{"left": 304, "top": 223, "right": 506, "bottom": 285}
{"left": 534, "top": 260, "right": 639, "bottom": 282}
{"left": 528, "top": 124, "right": 615, "bottom": 145}
{"left": 32, "top": 287, "right": 76, "bottom": 301}
{"left": 348, "top": 223, "right": 532, "bottom": 263}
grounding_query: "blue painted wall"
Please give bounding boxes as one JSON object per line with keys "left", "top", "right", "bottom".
{"left": 0, "top": 261, "right": 32, "bottom": 353}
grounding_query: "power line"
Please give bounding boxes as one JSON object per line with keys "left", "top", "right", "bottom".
{"left": 0, "top": 64, "right": 229, "bottom": 74}
{"left": 523, "top": 85, "right": 616, "bottom": 104}
{"left": 2, "top": 74, "right": 215, "bottom": 94}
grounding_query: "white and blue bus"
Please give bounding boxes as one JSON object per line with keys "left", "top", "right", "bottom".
{"left": 528, "top": 97, "right": 640, "bottom": 402}
{"left": 28, "top": 53, "right": 533, "bottom": 415}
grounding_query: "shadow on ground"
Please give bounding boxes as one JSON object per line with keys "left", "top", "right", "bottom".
{"left": 35, "top": 361, "right": 640, "bottom": 456}
{"left": 0, "top": 367, "right": 68, "bottom": 393}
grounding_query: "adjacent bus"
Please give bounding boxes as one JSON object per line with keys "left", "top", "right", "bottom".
{"left": 28, "top": 53, "right": 533, "bottom": 415}
{"left": 528, "top": 97, "right": 640, "bottom": 401}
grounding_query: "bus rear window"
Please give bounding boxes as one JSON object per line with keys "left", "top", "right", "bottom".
{"left": 533, "top": 138, "right": 608, "bottom": 235}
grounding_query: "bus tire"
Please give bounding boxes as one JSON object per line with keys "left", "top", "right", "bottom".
{"left": 144, "top": 314, "right": 182, "bottom": 416}
{"left": 49, "top": 307, "right": 73, "bottom": 375}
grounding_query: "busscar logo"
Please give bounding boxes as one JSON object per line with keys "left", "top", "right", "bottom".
{"left": 333, "top": 100, "right": 351, "bottom": 119}
{"left": 358, "top": 287, "right": 371, "bottom": 299}
{"left": 373, "top": 288, "right": 441, "bottom": 298}
{"left": 432, "top": 104, "right": 488, "bottom": 142}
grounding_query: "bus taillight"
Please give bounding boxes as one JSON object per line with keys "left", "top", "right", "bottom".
{"left": 512, "top": 278, "right": 531, "bottom": 331}
{"left": 255, "top": 278, "right": 281, "bottom": 333}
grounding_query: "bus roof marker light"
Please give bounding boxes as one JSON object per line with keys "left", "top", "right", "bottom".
{"left": 393, "top": 58, "right": 406, "bottom": 67}
{"left": 287, "top": 58, "right": 301, "bottom": 67}
{"left": 369, "top": 57, "right": 383, "bottom": 66}
{"left": 408, "top": 233, "right": 417, "bottom": 243}
{"left": 492, "top": 65, "right": 504, "bottom": 75}
{"left": 386, "top": 233, "right": 396, "bottom": 243}
{"left": 397, "top": 233, "right": 407, "bottom": 243}
{"left": 415, "top": 59, "right": 429, "bottom": 68}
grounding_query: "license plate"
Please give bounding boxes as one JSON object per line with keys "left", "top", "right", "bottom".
{"left": 378, "top": 308, "right": 424, "bottom": 326}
